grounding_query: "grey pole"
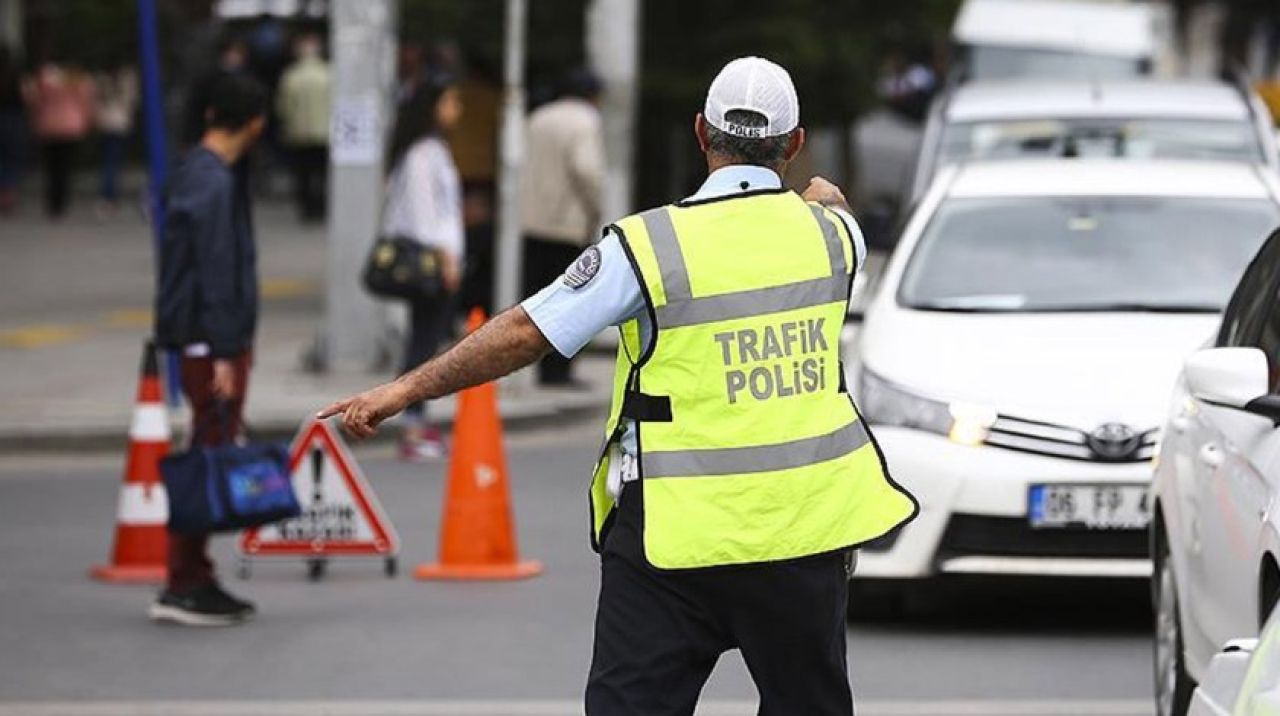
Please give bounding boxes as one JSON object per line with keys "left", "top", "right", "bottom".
{"left": 494, "top": 0, "right": 532, "bottom": 393}
{"left": 587, "top": 0, "right": 640, "bottom": 223}
{"left": 323, "top": 0, "right": 398, "bottom": 372}
{"left": 493, "top": 0, "right": 528, "bottom": 316}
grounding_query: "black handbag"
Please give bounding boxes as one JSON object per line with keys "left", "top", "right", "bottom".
{"left": 361, "top": 234, "right": 445, "bottom": 301}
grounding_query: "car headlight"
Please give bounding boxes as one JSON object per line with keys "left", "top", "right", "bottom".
{"left": 858, "top": 369, "right": 997, "bottom": 446}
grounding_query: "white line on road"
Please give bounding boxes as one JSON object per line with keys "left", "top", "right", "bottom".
{"left": 0, "top": 699, "right": 1153, "bottom": 716}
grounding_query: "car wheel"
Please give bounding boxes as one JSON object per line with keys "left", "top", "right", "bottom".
{"left": 1154, "top": 535, "right": 1194, "bottom": 716}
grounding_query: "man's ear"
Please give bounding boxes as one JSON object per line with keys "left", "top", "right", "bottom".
{"left": 784, "top": 127, "right": 806, "bottom": 163}
{"left": 694, "top": 113, "right": 711, "bottom": 153}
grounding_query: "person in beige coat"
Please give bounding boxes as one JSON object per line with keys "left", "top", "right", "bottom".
{"left": 276, "top": 34, "right": 331, "bottom": 222}
{"left": 519, "top": 68, "right": 605, "bottom": 386}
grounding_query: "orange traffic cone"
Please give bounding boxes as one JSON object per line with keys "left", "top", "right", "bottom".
{"left": 415, "top": 309, "right": 543, "bottom": 581}
{"left": 90, "top": 341, "right": 171, "bottom": 583}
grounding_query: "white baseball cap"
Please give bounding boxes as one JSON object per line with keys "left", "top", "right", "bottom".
{"left": 703, "top": 56, "right": 800, "bottom": 139}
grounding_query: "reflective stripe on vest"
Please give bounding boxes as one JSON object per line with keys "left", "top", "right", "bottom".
{"left": 589, "top": 191, "right": 918, "bottom": 569}
{"left": 641, "top": 205, "right": 850, "bottom": 328}
{"left": 644, "top": 419, "right": 871, "bottom": 479}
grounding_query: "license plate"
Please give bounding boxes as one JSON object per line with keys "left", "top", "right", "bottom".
{"left": 1028, "top": 484, "right": 1151, "bottom": 529}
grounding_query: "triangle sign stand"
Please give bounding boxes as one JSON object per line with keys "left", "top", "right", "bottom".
{"left": 239, "top": 419, "right": 400, "bottom": 581}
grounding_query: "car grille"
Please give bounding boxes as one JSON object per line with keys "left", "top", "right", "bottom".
{"left": 938, "top": 514, "right": 1149, "bottom": 560}
{"left": 984, "top": 414, "right": 1158, "bottom": 463}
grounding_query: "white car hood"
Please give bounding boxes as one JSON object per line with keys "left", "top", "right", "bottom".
{"left": 858, "top": 307, "right": 1219, "bottom": 431}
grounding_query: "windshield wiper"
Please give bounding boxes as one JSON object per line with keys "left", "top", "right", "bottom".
{"left": 1017, "top": 302, "right": 1221, "bottom": 314}
{"left": 908, "top": 295, "right": 1028, "bottom": 312}
{"left": 908, "top": 303, "right": 1013, "bottom": 313}
{"left": 907, "top": 302, "right": 1221, "bottom": 314}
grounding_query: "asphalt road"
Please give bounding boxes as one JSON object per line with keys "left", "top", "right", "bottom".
{"left": 0, "top": 422, "right": 1155, "bottom": 715}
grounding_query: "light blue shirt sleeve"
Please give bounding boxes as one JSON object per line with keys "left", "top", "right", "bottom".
{"left": 520, "top": 231, "right": 646, "bottom": 358}
{"left": 830, "top": 207, "right": 868, "bottom": 272}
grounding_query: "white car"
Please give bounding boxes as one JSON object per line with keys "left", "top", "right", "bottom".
{"left": 909, "top": 79, "right": 1280, "bottom": 203}
{"left": 1152, "top": 228, "right": 1280, "bottom": 716}
{"left": 951, "top": 0, "right": 1167, "bottom": 82}
{"left": 1190, "top": 605, "right": 1280, "bottom": 716}
{"left": 849, "top": 159, "right": 1280, "bottom": 602}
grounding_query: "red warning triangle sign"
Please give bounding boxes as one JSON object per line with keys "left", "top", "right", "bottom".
{"left": 240, "top": 420, "right": 398, "bottom": 557}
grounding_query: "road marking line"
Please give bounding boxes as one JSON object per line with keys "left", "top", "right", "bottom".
{"left": 0, "top": 699, "right": 1153, "bottom": 715}
{"left": 0, "top": 324, "right": 86, "bottom": 349}
{"left": 105, "top": 309, "right": 153, "bottom": 328}
{"left": 261, "top": 277, "right": 317, "bottom": 299}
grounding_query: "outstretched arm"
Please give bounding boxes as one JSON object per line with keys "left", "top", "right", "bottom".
{"left": 317, "top": 306, "right": 552, "bottom": 439}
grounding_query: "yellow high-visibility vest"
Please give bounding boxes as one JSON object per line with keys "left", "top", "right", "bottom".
{"left": 589, "top": 188, "right": 918, "bottom": 569}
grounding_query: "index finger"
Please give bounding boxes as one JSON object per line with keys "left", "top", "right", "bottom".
{"left": 316, "top": 398, "right": 350, "bottom": 420}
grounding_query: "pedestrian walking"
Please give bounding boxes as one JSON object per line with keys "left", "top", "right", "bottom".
{"left": 276, "top": 32, "right": 330, "bottom": 222}
{"left": 93, "top": 59, "right": 138, "bottom": 214}
{"left": 380, "top": 70, "right": 464, "bottom": 461}
{"left": 519, "top": 68, "right": 605, "bottom": 387}
{"left": 320, "top": 57, "right": 918, "bottom": 715}
{"left": 0, "top": 46, "right": 25, "bottom": 215}
{"left": 24, "top": 59, "right": 94, "bottom": 218}
{"left": 152, "top": 74, "right": 267, "bottom": 627}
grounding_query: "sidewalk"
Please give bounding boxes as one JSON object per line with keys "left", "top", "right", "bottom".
{"left": 0, "top": 199, "right": 612, "bottom": 451}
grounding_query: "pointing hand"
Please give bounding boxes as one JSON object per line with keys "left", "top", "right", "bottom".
{"left": 317, "top": 382, "right": 411, "bottom": 440}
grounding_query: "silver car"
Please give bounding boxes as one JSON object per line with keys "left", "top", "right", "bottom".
{"left": 1152, "top": 228, "right": 1280, "bottom": 716}
{"left": 951, "top": 0, "right": 1166, "bottom": 81}
{"left": 911, "top": 79, "right": 1280, "bottom": 203}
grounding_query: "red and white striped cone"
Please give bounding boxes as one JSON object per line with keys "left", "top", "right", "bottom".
{"left": 90, "top": 341, "right": 171, "bottom": 583}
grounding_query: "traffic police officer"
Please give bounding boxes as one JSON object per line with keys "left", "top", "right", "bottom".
{"left": 320, "top": 56, "right": 919, "bottom": 716}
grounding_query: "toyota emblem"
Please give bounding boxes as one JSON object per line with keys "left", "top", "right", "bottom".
{"left": 1087, "top": 422, "right": 1142, "bottom": 461}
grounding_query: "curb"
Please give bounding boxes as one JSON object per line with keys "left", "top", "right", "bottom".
{"left": 0, "top": 393, "right": 608, "bottom": 453}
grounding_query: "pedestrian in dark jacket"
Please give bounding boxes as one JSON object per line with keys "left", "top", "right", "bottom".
{"left": 152, "top": 73, "right": 266, "bottom": 627}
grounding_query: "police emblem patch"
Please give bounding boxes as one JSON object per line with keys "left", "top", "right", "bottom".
{"left": 563, "top": 246, "right": 602, "bottom": 289}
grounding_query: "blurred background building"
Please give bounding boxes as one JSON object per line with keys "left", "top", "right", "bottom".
{"left": 1, "top": 0, "right": 1276, "bottom": 223}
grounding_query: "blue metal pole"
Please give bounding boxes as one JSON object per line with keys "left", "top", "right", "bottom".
{"left": 136, "top": 0, "right": 181, "bottom": 406}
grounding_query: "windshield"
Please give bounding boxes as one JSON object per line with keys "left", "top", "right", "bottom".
{"left": 965, "top": 46, "right": 1146, "bottom": 81}
{"left": 899, "top": 197, "right": 1280, "bottom": 313}
{"left": 940, "top": 118, "right": 1264, "bottom": 164}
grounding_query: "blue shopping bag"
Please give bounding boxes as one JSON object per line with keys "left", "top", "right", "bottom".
{"left": 161, "top": 411, "right": 299, "bottom": 535}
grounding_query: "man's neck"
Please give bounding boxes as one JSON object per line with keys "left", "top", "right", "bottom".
{"left": 705, "top": 156, "right": 782, "bottom": 178}
{"left": 200, "top": 131, "right": 244, "bottom": 166}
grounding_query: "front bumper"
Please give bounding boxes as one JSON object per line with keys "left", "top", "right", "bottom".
{"left": 858, "top": 426, "right": 1153, "bottom": 579}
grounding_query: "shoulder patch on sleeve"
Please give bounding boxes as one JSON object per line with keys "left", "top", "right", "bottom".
{"left": 563, "top": 246, "right": 603, "bottom": 289}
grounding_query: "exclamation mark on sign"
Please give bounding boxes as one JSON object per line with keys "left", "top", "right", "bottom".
{"left": 311, "top": 444, "right": 324, "bottom": 504}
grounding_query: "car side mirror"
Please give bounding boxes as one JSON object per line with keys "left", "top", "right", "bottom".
{"left": 846, "top": 271, "right": 870, "bottom": 324}
{"left": 1185, "top": 347, "right": 1280, "bottom": 424}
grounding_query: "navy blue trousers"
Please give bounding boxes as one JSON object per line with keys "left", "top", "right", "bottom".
{"left": 586, "top": 483, "right": 855, "bottom": 716}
